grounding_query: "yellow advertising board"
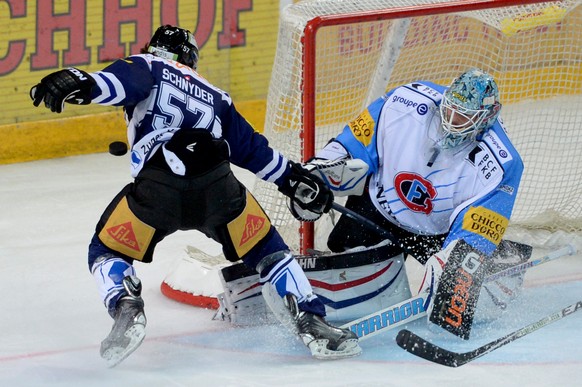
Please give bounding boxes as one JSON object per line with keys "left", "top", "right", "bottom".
{"left": 0, "top": 0, "right": 281, "bottom": 163}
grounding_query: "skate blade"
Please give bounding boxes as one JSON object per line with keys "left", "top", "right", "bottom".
{"left": 306, "top": 338, "right": 362, "bottom": 360}
{"left": 102, "top": 324, "right": 146, "bottom": 368}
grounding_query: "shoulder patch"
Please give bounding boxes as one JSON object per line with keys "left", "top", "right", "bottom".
{"left": 348, "top": 109, "right": 375, "bottom": 147}
{"left": 482, "top": 130, "right": 513, "bottom": 164}
{"left": 462, "top": 206, "right": 508, "bottom": 245}
{"left": 407, "top": 82, "right": 441, "bottom": 100}
{"left": 466, "top": 144, "right": 502, "bottom": 184}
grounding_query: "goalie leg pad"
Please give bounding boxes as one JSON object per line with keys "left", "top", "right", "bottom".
{"left": 218, "top": 242, "right": 411, "bottom": 325}
{"left": 216, "top": 263, "right": 274, "bottom": 326}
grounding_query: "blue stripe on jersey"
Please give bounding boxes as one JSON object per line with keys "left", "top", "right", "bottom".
{"left": 258, "top": 151, "right": 286, "bottom": 182}
{"left": 444, "top": 122, "right": 524, "bottom": 255}
{"left": 334, "top": 95, "right": 386, "bottom": 174}
{"left": 94, "top": 72, "right": 122, "bottom": 105}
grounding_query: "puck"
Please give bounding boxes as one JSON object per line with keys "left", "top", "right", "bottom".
{"left": 109, "top": 141, "right": 128, "bottom": 156}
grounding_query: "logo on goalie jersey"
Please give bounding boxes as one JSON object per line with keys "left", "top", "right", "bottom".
{"left": 462, "top": 206, "right": 508, "bottom": 244}
{"left": 394, "top": 172, "right": 437, "bottom": 214}
{"left": 483, "top": 130, "right": 513, "bottom": 164}
{"left": 348, "top": 109, "right": 375, "bottom": 147}
{"left": 391, "top": 93, "right": 429, "bottom": 115}
{"left": 467, "top": 144, "right": 502, "bottom": 183}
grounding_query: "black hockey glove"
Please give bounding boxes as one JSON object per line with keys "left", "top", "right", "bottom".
{"left": 278, "top": 161, "right": 333, "bottom": 222}
{"left": 30, "top": 68, "right": 96, "bottom": 113}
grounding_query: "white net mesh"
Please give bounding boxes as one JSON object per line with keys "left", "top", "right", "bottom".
{"left": 256, "top": 0, "right": 582, "bottom": 252}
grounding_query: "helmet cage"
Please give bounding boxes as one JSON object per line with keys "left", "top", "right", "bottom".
{"left": 440, "top": 96, "right": 490, "bottom": 143}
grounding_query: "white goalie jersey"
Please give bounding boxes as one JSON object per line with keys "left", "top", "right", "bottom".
{"left": 321, "top": 81, "right": 524, "bottom": 256}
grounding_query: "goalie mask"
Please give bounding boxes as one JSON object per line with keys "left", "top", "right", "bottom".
{"left": 147, "top": 25, "right": 199, "bottom": 69}
{"left": 439, "top": 68, "right": 501, "bottom": 148}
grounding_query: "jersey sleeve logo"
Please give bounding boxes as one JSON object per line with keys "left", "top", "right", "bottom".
{"left": 467, "top": 144, "right": 502, "bottom": 184}
{"left": 483, "top": 130, "right": 513, "bottom": 164}
{"left": 394, "top": 172, "right": 437, "bottom": 214}
{"left": 348, "top": 109, "right": 375, "bottom": 147}
{"left": 390, "top": 93, "right": 429, "bottom": 115}
{"left": 462, "top": 206, "right": 508, "bottom": 245}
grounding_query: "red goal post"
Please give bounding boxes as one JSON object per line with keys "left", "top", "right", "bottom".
{"left": 254, "top": 0, "right": 582, "bottom": 254}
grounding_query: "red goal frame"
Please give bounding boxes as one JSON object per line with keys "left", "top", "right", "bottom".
{"left": 299, "top": 0, "right": 554, "bottom": 253}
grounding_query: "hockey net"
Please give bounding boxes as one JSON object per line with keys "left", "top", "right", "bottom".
{"left": 162, "top": 0, "right": 582, "bottom": 307}
{"left": 255, "top": 0, "right": 582, "bottom": 254}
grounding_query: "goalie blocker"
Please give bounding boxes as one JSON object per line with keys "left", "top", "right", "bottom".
{"left": 427, "top": 239, "right": 532, "bottom": 339}
{"left": 215, "top": 241, "right": 412, "bottom": 325}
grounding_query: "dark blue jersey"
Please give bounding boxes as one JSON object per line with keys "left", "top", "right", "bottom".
{"left": 89, "top": 54, "right": 289, "bottom": 182}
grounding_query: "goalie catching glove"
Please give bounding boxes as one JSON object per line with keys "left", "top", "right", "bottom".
{"left": 30, "top": 67, "right": 96, "bottom": 113}
{"left": 278, "top": 161, "right": 333, "bottom": 222}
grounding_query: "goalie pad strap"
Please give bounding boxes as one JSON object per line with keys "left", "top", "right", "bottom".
{"left": 429, "top": 240, "right": 488, "bottom": 340}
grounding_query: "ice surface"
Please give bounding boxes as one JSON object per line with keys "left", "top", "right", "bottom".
{"left": 1, "top": 153, "right": 581, "bottom": 387}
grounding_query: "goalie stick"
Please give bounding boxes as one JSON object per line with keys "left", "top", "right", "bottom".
{"left": 396, "top": 244, "right": 579, "bottom": 366}
{"left": 331, "top": 202, "right": 399, "bottom": 243}
{"left": 396, "top": 298, "right": 582, "bottom": 367}
{"left": 486, "top": 243, "right": 576, "bottom": 281}
{"left": 341, "top": 244, "right": 576, "bottom": 341}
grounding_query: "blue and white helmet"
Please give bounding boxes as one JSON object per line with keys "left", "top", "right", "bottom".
{"left": 439, "top": 68, "right": 501, "bottom": 148}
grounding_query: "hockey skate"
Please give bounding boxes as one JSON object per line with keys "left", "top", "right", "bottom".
{"left": 286, "top": 294, "right": 362, "bottom": 360}
{"left": 100, "top": 275, "right": 146, "bottom": 367}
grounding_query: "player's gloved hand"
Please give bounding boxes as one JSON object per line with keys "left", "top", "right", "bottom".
{"left": 278, "top": 161, "right": 333, "bottom": 222}
{"left": 477, "top": 240, "right": 532, "bottom": 320}
{"left": 30, "top": 68, "right": 96, "bottom": 113}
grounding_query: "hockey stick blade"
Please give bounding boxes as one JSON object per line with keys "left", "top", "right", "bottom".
{"left": 342, "top": 244, "right": 576, "bottom": 341}
{"left": 396, "top": 299, "right": 582, "bottom": 367}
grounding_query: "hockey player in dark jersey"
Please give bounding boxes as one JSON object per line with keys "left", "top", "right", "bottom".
{"left": 30, "top": 25, "right": 361, "bottom": 366}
